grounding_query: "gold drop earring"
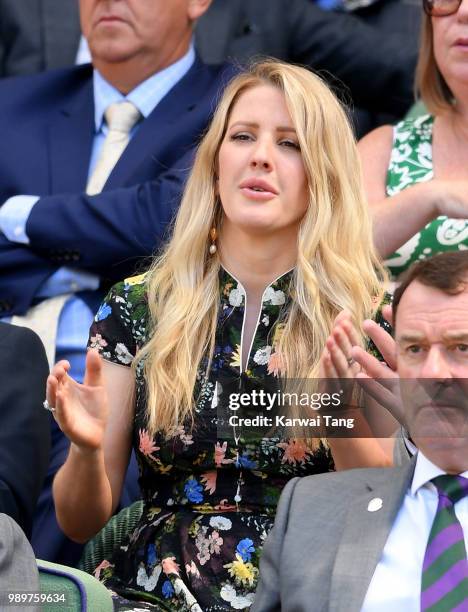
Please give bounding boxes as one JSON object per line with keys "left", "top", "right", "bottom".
{"left": 209, "top": 228, "right": 217, "bottom": 255}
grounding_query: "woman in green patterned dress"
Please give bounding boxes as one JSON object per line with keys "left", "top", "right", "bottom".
{"left": 359, "top": 0, "right": 468, "bottom": 279}
{"left": 47, "top": 61, "right": 390, "bottom": 611}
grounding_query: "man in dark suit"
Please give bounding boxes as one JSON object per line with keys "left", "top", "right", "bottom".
{"left": 0, "top": 323, "right": 49, "bottom": 538}
{"left": 253, "top": 251, "right": 468, "bottom": 611}
{"left": 0, "top": 0, "right": 234, "bottom": 565}
{"left": 0, "top": 0, "right": 417, "bottom": 131}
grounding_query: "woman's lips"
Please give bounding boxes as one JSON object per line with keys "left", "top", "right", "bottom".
{"left": 240, "top": 187, "right": 277, "bottom": 201}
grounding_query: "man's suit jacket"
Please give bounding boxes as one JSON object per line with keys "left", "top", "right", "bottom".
{"left": 0, "top": 58, "right": 234, "bottom": 316}
{"left": 0, "top": 0, "right": 417, "bottom": 117}
{"left": 0, "top": 513, "right": 40, "bottom": 609}
{"left": 196, "top": 0, "right": 418, "bottom": 118}
{"left": 252, "top": 460, "right": 416, "bottom": 612}
{"left": 0, "top": 323, "right": 50, "bottom": 537}
{"left": 0, "top": 0, "right": 80, "bottom": 76}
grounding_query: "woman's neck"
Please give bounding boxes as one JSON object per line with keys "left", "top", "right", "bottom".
{"left": 218, "top": 225, "right": 297, "bottom": 300}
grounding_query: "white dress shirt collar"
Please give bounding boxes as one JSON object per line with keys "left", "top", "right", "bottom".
{"left": 411, "top": 451, "right": 468, "bottom": 497}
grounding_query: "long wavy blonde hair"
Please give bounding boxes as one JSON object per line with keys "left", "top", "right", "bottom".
{"left": 136, "top": 60, "right": 385, "bottom": 437}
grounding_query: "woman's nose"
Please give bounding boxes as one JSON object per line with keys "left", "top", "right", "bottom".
{"left": 250, "top": 140, "right": 273, "bottom": 170}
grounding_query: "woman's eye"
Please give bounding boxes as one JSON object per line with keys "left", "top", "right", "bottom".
{"left": 230, "top": 133, "right": 252, "bottom": 142}
{"left": 456, "top": 344, "right": 468, "bottom": 352}
{"left": 279, "top": 140, "right": 300, "bottom": 150}
{"left": 407, "top": 345, "right": 421, "bottom": 354}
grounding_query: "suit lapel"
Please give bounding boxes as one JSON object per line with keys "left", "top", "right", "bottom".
{"left": 329, "top": 459, "right": 416, "bottom": 612}
{"left": 47, "top": 70, "right": 95, "bottom": 194}
{"left": 104, "top": 57, "right": 216, "bottom": 191}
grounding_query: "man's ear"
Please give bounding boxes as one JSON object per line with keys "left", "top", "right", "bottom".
{"left": 188, "top": 0, "right": 213, "bottom": 21}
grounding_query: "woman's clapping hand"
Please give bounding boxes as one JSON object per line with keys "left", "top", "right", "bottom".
{"left": 46, "top": 349, "right": 109, "bottom": 452}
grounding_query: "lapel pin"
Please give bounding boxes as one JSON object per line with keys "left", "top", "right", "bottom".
{"left": 367, "top": 497, "right": 383, "bottom": 512}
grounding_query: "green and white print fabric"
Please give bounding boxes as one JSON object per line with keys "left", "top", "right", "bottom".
{"left": 385, "top": 113, "right": 468, "bottom": 278}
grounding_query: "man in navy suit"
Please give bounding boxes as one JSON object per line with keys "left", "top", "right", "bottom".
{"left": 0, "top": 0, "right": 233, "bottom": 565}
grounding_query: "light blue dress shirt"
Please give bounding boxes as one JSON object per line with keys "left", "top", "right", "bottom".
{"left": 0, "top": 45, "right": 195, "bottom": 382}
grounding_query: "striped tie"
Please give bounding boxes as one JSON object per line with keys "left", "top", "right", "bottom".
{"left": 421, "top": 475, "right": 468, "bottom": 611}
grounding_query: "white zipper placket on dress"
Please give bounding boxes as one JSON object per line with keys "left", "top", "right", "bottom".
{"left": 233, "top": 288, "right": 263, "bottom": 509}
{"left": 222, "top": 265, "right": 293, "bottom": 510}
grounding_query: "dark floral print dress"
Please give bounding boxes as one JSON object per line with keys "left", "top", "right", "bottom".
{"left": 88, "top": 268, "right": 340, "bottom": 611}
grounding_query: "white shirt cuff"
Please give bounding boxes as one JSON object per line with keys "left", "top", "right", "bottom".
{"left": 0, "top": 195, "right": 39, "bottom": 244}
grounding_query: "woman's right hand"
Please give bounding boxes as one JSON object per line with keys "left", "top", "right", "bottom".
{"left": 46, "top": 349, "right": 109, "bottom": 452}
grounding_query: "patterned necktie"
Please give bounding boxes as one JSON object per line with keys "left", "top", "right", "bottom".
{"left": 421, "top": 474, "right": 468, "bottom": 611}
{"left": 86, "top": 100, "right": 141, "bottom": 196}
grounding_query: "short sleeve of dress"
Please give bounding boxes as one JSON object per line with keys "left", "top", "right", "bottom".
{"left": 88, "top": 273, "right": 148, "bottom": 367}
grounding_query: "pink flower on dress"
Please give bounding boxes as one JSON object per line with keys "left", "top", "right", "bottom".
{"left": 214, "top": 441, "right": 233, "bottom": 467}
{"left": 209, "top": 530, "right": 223, "bottom": 555}
{"left": 267, "top": 351, "right": 283, "bottom": 377}
{"left": 88, "top": 334, "right": 108, "bottom": 351}
{"left": 94, "top": 559, "right": 113, "bottom": 580}
{"left": 172, "top": 425, "right": 194, "bottom": 446}
{"left": 162, "top": 556, "right": 180, "bottom": 576}
{"left": 201, "top": 470, "right": 217, "bottom": 494}
{"left": 139, "top": 429, "right": 160, "bottom": 458}
{"left": 277, "top": 439, "right": 312, "bottom": 465}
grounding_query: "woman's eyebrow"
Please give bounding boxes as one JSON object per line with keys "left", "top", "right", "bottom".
{"left": 229, "top": 121, "right": 296, "bottom": 133}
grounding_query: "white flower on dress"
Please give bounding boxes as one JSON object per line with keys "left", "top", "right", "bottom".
{"left": 220, "top": 584, "right": 255, "bottom": 609}
{"left": 263, "top": 287, "right": 286, "bottom": 305}
{"left": 253, "top": 346, "right": 272, "bottom": 365}
{"left": 391, "top": 142, "right": 412, "bottom": 164}
{"left": 209, "top": 516, "right": 232, "bottom": 531}
{"left": 416, "top": 142, "right": 432, "bottom": 167}
{"left": 228, "top": 287, "right": 244, "bottom": 307}
{"left": 136, "top": 564, "right": 161, "bottom": 592}
{"left": 437, "top": 219, "right": 468, "bottom": 245}
{"left": 115, "top": 343, "right": 133, "bottom": 364}
{"left": 261, "top": 315, "right": 269, "bottom": 326}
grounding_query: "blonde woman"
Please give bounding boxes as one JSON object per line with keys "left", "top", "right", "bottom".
{"left": 49, "top": 61, "right": 389, "bottom": 611}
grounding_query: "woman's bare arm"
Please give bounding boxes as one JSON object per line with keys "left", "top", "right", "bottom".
{"left": 358, "top": 125, "right": 437, "bottom": 258}
{"left": 51, "top": 351, "right": 134, "bottom": 543}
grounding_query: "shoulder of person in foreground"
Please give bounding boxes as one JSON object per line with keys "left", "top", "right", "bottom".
{"left": 0, "top": 323, "right": 50, "bottom": 536}
{"left": 0, "top": 513, "right": 39, "bottom": 595}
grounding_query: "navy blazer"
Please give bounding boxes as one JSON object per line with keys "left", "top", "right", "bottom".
{"left": 0, "top": 58, "right": 235, "bottom": 315}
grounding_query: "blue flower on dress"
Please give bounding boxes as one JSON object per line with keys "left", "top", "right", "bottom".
{"left": 147, "top": 543, "right": 157, "bottom": 566}
{"left": 162, "top": 580, "right": 175, "bottom": 598}
{"left": 236, "top": 453, "right": 258, "bottom": 470}
{"left": 95, "top": 303, "right": 112, "bottom": 322}
{"left": 184, "top": 478, "right": 204, "bottom": 503}
{"left": 236, "top": 538, "right": 255, "bottom": 562}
